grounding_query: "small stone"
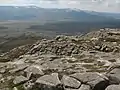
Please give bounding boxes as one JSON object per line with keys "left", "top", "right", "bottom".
{"left": 95, "top": 46, "right": 101, "bottom": 50}
{"left": 23, "top": 80, "right": 34, "bottom": 90}
{"left": 0, "top": 69, "right": 6, "bottom": 73}
{"left": 7, "top": 76, "right": 13, "bottom": 81}
{"left": 0, "top": 74, "right": 2, "bottom": 78}
{"left": 13, "top": 87, "right": 18, "bottom": 90}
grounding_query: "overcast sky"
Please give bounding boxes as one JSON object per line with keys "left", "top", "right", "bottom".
{"left": 0, "top": 0, "right": 120, "bottom": 12}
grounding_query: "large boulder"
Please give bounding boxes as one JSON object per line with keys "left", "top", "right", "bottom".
{"left": 35, "top": 73, "right": 63, "bottom": 90}
{"left": 70, "top": 72, "right": 109, "bottom": 90}
{"left": 13, "top": 75, "right": 28, "bottom": 85}
{"left": 61, "top": 75, "right": 81, "bottom": 89}
{"left": 105, "top": 85, "right": 120, "bottom": 90}
{"left": 107, "top": 68, "right": 120, "bottom": 84}
{"left": 24, "top": 65, "right": 44, "bottom": 79}
{"left": 9, "top": 64, "right": 28, "bottom": 74}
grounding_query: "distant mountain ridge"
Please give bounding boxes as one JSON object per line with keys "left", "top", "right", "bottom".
{"left": 0, "top": 6, "right": 119, "bottom": 22}
{"left": 86, "top": 11, "right": 120, "bottom": 19}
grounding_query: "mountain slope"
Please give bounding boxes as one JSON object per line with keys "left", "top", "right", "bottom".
{"left": 87, "top": 11, "right": 120, "bottom": 19}
{"left": 0, "top": 6, "right": 118, "bottom": 22}
{"left": 1, "top": 29, "right": 120, "bottom": 90}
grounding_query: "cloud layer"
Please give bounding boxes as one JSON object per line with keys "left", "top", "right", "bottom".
{"left": 0, "top": 0, "right": 120, "bottom": 12}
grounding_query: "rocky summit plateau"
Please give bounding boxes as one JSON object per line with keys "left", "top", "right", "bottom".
{"left": 1, "top": 28, "right": 120, "bottom": 90}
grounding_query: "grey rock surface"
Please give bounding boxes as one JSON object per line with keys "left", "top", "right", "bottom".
{"left": 13, "top": 75, "right": 28, "bottom": 85}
